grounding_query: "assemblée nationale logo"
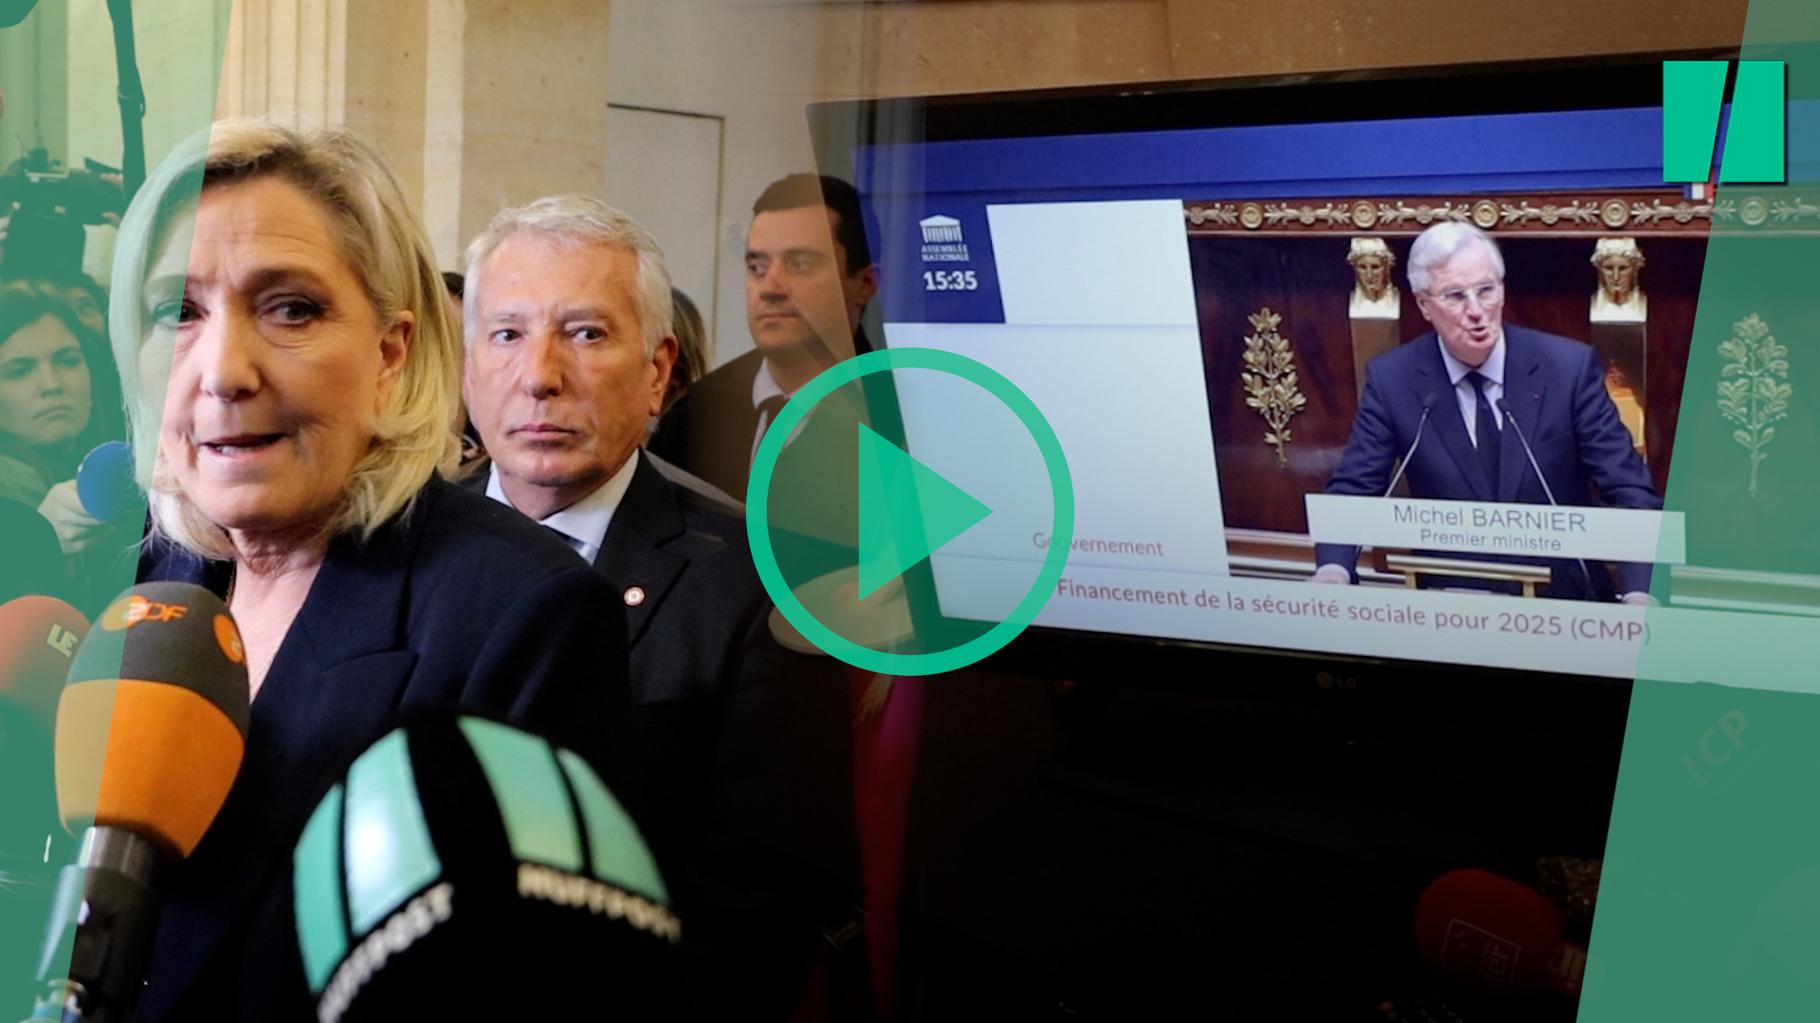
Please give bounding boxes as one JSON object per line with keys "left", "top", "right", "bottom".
{"left": 919, "top": 214, "right": 971, "bottom": 263}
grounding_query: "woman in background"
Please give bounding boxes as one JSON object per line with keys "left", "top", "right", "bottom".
{"left": 0, "top": 279, "right": 124, "bottom": 554}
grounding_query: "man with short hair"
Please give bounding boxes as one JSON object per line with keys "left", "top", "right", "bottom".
{"left": 648, "top": 173, "right": 878, "bottom": 500}
{"left": 1313, "top": 222, "right": 1662, "bottom": 603}
{"left": 461, "top": 196, "right": 850, "bottom": 1016}
{"left": 461, "top": 194, "right": 767, "bottom": 858}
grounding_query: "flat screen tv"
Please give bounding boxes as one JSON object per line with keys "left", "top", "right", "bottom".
{"left": 807, "top": 51, "right": 1819, "bottom": 688}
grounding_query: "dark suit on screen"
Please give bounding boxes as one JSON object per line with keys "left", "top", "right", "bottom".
{"left": 1314, "top": 325, "right": 1662, "bottom": 600}
{"left": 133, "top": 478, "right": 630, "bottom": 1023}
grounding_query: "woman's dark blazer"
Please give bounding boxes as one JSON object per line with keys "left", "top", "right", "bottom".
{"left": 130, "top": 476, "right": 630, "bottom": 1022}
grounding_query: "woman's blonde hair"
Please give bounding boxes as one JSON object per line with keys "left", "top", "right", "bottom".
{"left": 110, "top": 118, "right": 460, "bottom": 559}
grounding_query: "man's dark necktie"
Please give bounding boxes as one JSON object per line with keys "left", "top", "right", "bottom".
{"left": 755, "top": 394, "right": 788, "bottom": 449}
{"left": 1466, "top": 370, "right": 1500, "bottom": 494}
{"left": 543, "top": 524, "right": 583, "bottom": 559}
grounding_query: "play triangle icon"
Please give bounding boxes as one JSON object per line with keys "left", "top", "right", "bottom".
{"left": 856, "top": 422, "right": 993, "bottom": 600}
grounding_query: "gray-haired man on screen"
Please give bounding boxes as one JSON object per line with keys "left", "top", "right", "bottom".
{"left": 1312, "top": 222, "right": 1661, "bottom": 603}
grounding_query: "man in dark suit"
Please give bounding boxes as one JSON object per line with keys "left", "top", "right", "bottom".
{"left": 460, "top": 195, "right": 857, "bottom": 1017}
{"left": 459, "top": 193, "right": 774, "bottom": 863}
{"left": 646, "top": 173, "right": 878, "bottom": 501}
{"left": 1313, "top": 222, "right": 1662, "bottom": 602}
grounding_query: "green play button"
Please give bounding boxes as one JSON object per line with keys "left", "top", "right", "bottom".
{"left": 748, "top": 347, "right": 1074, "bottom": 676}
{"left": 856, "top": 423, "right": 993, "bottom": 599}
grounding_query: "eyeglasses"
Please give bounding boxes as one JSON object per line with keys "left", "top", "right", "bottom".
{"left": 1428, "top": 280, "right": 1504, "bottom": 312}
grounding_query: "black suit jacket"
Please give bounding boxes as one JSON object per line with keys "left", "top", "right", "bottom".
{"left": 133, "top": 477, "right": 629, "bottom": 1022}
{"left": 463, "top": 455, "right": 770, "bottom": 867}
{"left": 464, "top": 455, "right": 858, "bottom": 1018}
{"left": 1315, "top": 326, "right": 1663, "bottom": 599}
{"left": 649, "top": 331, "right": 872, "bottom": 504}
{"left": 647, "top": 348, "right": 767, "bottom": 502}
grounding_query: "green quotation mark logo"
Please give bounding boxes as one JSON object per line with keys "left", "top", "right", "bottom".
{"left": 1663, "top": 60, "right": 1786, "bottom": 183}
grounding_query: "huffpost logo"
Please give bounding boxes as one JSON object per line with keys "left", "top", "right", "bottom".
{"left": 293, "top": 718, "right": 677, "bottom": 1021}
{"left": 1663, "top": 60, "right": 1787, "bottom": 184}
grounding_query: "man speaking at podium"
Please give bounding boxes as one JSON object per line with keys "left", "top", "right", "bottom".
{"left": 1312, "top": 223, "right": 1662, "bottom": 603}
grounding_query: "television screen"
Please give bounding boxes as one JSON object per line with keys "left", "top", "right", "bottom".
{"left": 812, "top": 58, "right": 1820, "bottom": 685}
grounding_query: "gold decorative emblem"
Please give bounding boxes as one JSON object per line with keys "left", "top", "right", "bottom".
{"left": 1739, "top": 197, "right": 1770, "bottom": 226}
{"left": 1501, "top": 199, "right": 1603, "bottom": 226}
{"left": 1184, "top": 192, "right": 1719, "bottom": 236}
{"left": 1629, "top": 198, "right": 1714, "bottom": 225}
{"left": 1716, "top": 313, "right": 1791, "bottom": 498}
{"left": 1260, "top": 202, "right": 1357, "bottom": 227}
{"left": 1185, "top": 203, "right": 1240, "bottom": 226}
{"left": 1240, "top": 308, "right": 1307, "bottom": 467}
{"left": 1375, "top": 201, "right": 1471, "bottom": 227}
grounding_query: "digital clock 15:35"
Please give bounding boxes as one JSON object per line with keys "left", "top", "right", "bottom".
{"left": 923, "top": 269, "right": 979, "bottom": 291}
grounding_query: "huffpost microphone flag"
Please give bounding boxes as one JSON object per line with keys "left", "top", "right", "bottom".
{"left": 0, "top": 0, "right": 225, "bottom": 1005}
{"left": 1583, "top": 2, "right": 1820, "bottom": 1018}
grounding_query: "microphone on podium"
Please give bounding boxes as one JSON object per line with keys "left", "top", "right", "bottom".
{"left": 1412, "top": 868, "right": 1586, "bottom": 997}
{"left": 293, "top": 715, "right": 680, "bottom": 1023}
{"left": 30, "top": 582, "right": 250, "bottom": 1023}
{"left": 1382, "top": 392, "right": 1440, "bottom": 498}
{"left": 0, "top": 597, "right": 90, "bottom": 995}
{"left": 1494, "top": 398, "right": 1597, "bottom": 595}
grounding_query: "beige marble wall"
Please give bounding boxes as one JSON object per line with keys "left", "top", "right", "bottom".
{"left": 812, "top": 0, "right": 1748, "bottom": 100}
{"left": 814, "top": 0, "right": 1175, "bottom": 100}
{"left": 1163, "top": 0, "right": 1747, "bottom": 81}
{"left": 342, "top": 0, "right": 429, "bottom": 213}
{"left": 446, "top": 0, "right": 612, "bottom": 266}
{"left": 216, "top": 0, "right": 611, "bottom": 269}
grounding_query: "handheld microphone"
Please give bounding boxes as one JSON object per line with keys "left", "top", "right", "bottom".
{"left": 33, "top": 582, "right": 250, "bottom": 1023}
{"left": 0, "top": 597, "right": 88, "bottom": 739}
{"left": 73, "top": 443, "right": 138, "bottom": 525}
{"left": 293, "top": 715, "right": 680, "bottom": 1023}
{"left": 1495, "top": 398, "right": 1596, "bottom": 596}
{"left": 0, "top": 597, "right": 89, "bottom": 996}
{"left": 1383, "top": 392, "right": 1440, "bottom": 498}
{"left": 1413, "top": 868, "right": 1586, "bottom": 997}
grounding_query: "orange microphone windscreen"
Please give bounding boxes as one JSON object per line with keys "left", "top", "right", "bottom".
{"left": 56, "top": 582, "right": 251, "bottom": 858}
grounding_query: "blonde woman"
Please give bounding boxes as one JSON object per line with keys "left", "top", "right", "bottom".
{"left": 112, "top": 120, "right": 630, "bottom": 1021}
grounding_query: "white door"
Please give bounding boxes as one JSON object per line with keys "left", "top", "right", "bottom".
{"left": 603, "top": 103, "right": 726, "bottom": 347}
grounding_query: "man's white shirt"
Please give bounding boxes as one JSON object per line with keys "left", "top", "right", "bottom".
{"left": 485, "top": 449, "right": 640, "bottom": 564}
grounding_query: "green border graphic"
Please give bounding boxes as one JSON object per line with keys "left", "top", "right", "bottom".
{"left": 746, "top": 348, "right": 1074, "bottom": 676}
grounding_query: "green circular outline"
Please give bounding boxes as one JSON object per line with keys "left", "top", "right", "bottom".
{"left": 745, "top": 347, "right": 1074, "bottom": 676}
